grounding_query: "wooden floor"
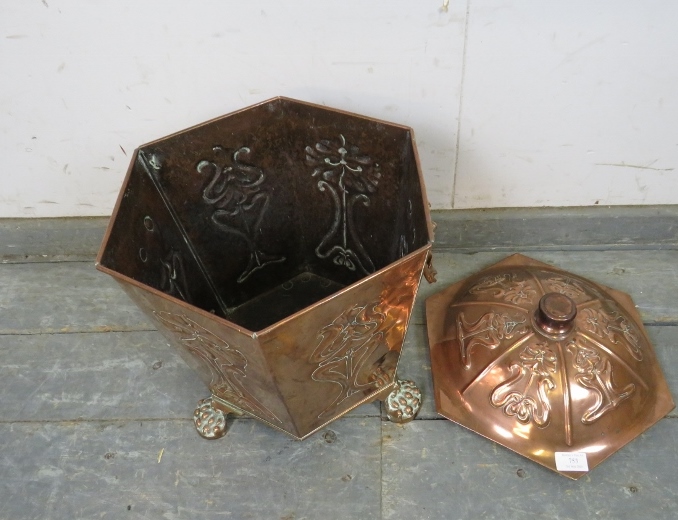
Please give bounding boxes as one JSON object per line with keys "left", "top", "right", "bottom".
{"left": 1, "top": 207, "right": 677, "bottom": 520}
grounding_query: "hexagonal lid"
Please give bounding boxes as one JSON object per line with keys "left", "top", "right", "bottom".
{"left": 426, "top": 254, "right": 674, "bottom": 479}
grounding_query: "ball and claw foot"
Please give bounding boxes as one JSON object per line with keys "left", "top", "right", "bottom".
{"left": 385, "top": 379, "right": 422, "bottom": 424}
{"left": 194, "top": 397, "right": 227, "bottom": 439}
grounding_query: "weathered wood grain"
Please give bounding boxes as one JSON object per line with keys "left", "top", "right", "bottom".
{"left": 1, "top": 212, "right": 676, "bottom": 520}
{"left": 0, "top": 417, "right": 381, "bottom": 520}
{"left": 0, "top": 262, "right": 154, "bottom": 334}
{"left": 2, "top": 206, "right": 676, "bottom": 264}
{"left": 0, "top": 331, "right": 380, "bottom": 423}
{"left": 414, "top": 249, "right": 678, "bottom": 325}
{"left": 381, "top": 417, "right": 678, "bottom": 520}
{"left": 1, "top": 249, "right": 675, "bottom": 335}
{"left": 396, "top": 323, "right": 435, "bottom": 420}
{"left": 650, "top": 327, "right": 678, "bottom": 408}
{"left": 0, "top": 217, "right": 108, "bottom": 263}
{"left": 431, "top": 205, "right": 678, "bottom": 252}
{"left": 0, "top": 331, "right": 202, "bottom": 422}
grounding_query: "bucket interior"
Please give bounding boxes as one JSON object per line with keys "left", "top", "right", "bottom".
{"left": 99, "top": 98, "right": 430, "bottom": 330}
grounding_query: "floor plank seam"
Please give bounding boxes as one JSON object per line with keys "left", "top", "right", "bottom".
{"left": 1, "top": 243, "right": 677, "bottom": 264}
{"left": 0, "top": 258, "right": 97, "bottom": 265}
{"left": 0, "top": 328, "right": 158, "bottom": 337}
{"left": 0, "top": 417, "right": 193, "bottom": 425}
{"left": 432, "top": 245, "right": 678, "bottom": 253}
{"left": 379, "top": 404, "right": 384, "bottom": 520}
{"left": 0, "top": 414, "right": 387, "bottom": 426}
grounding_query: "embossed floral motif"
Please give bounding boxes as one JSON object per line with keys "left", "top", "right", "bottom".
{"left": 398, "top": 199, "right": 416, "bottom": 258}
{"left": 456, "top": 311, "right": 529, "bottom": 369}
{"left": 469, "top": 274, "right": 537, "bottom": 304}
{"left": 306, "top": 134, "right": 381, "bottom": 193}
{"left": 544, "top": 276, "right": 586, "bottom": 299}
{"left": 306, "top": 135, "right": 381, "bottom": 275}
{"left": 491, "top": 344, "right": 557, "bottom": 426}
{"left": 197, "top": 146, "right": 285, "bottom": 283}
{"left": 568, "top": 339, "right": 635, "bottom": 424}
{"left": 310, "top": 302, "right": 394, "bottom": 417}
{"left": 160, "top": 249, "right": 190, "bottom": 302}
{"left": 154, "top": 311, "right": 281, "bottom": 424}
{"left": 580, "top": 307, "right": 642, "bottom": 361}
{"left": 137, "top": 215, "right": 191, "bottom": 303}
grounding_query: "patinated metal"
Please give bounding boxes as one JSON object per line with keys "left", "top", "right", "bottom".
{"left": 385, "top": 379, "right": 422, "bottom": 423}
{"left": 426, "top": 254, "right": 674, "bottom": 479}
{"left": 97, "top": 97, "right": 434, "bottom": 440}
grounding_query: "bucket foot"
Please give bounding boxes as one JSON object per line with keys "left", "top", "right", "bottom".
{"left": 385, "top": 379, "right": 422, "bottom": 424}
{"left": 194, "top": 397, "right": 229, "bottom": 439}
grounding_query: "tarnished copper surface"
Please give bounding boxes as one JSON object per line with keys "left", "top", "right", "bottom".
{"left": 97, "top": 97, "right": 434, "bottom": 440}
{"left": 426, "top": 254, "right": 674, "bottom": 479}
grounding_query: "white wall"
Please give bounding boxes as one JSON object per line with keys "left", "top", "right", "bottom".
{"left": 454, "top": 1, "right": 678, "bottom": 208}
{"left": 1, "top": 0, "right": 677, "bottom": 217}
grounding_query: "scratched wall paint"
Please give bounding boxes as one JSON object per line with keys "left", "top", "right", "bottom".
{"left": 0, "top": 1, "right": 677, "bottom": 218}
{"left": 0, "top": 1, "right": 465, "bottom": 217}
{"left": 454, "top": 1, "right": 678, "bottom": 208}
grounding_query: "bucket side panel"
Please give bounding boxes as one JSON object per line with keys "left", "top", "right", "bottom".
{"left": 99, "top": 152, "right": 222, "bottom": 315}
{"left": 261, "top": 249, "right": 428, "bottom": 438}
{"left": 116, "top": 282, "right": 296, "bottom": 435}
{"left": 141, "top": 100, "right": 302, "bottom": 311}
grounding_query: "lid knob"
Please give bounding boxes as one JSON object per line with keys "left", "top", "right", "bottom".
{"left": 535, "top": 292, "right": 577, "bottom": 336}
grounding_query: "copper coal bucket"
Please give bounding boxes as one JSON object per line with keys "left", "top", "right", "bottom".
{"left": 97, "top": 97, "right": 435, "bottom": 440}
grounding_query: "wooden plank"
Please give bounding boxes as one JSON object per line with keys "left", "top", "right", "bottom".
{"left": 649, "top": 326, "right": 678, "bottom": 417}
{"left": 0, "top": 331, "right": 380, "bottom": 423}
{"left": 0, "top": 217, "right": 108, "bottom": 263}
{"left": 397, "top": 324, "right": 678, "bottom": 421}
{"left": 382, "top": 417, "right": 678, "bottom": 520}
{"left": 414, "top": 249, "right": 678, "bottom": 325}
{"left": 0, "top": 417, "right": 381, "bottom": 520}
{"left": 1, "top": 249, "right": 675, "bottom": 336}
{"left": 0, "top": 206, "right": 676, "bottom": 263}
{"left": 0, "top": 331, "right": 203, "bottom": 422}
{"left": 0, "top": 262, "right": 154, "bottom": 334}
{"left": 397, "top": 324, "right": 436, "bottom": 421}
{"left": 432, "top": 205, "right": 678, "bottom": 251}
{"left": 0, "top": 211, "right": 675, "bottom": 520}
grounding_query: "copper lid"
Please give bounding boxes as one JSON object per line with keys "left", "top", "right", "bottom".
{"left": 426, "top": 254, "right": 674, "bottom": 479}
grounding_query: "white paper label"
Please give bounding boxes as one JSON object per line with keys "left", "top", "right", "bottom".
{"left": 555, "top": 452, "right": 589, "bottom": 472}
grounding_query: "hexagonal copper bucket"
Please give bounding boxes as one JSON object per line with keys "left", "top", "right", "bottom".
{"left": 97, "top": 97, "right": 434, "bottom": 440}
